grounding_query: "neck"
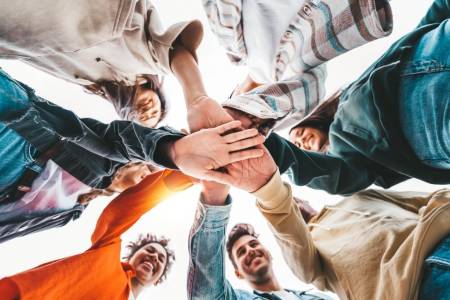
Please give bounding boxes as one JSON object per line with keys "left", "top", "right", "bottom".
{"left": 248, "top": 271, "right": 283, "bottom": 293}
{"left": 130, "top": 278, "right": 144, "bottom": 298}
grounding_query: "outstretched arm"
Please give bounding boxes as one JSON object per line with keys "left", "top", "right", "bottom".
{"left": 254, "top": 171, "right": 324, "bottom": 284}
{"left": 187, "top": 183, "right": 239, "bottom": 300}
{"left": 91, "top": 170, "right": 193, "bottom": 248}
{"left": 80, "top": 119, "right": 265, "bottom": 180}
{"left": 170, "top": 43, "right": 233, "bottom": 132}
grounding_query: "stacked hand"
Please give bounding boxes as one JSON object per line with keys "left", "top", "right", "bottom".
{"left": 207, "top": 145, "right": 277, "bottom": 192}
{"left": 170, "top": 120, "right": 265, "bottom": 181}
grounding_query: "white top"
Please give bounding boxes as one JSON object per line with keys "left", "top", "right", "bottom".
{"left": 0, "top": 160, "right": 91, "bottom": 222}
{"left": 242, "top": 0, "right": 305, "bottom": 83}
{"left": 272, "top": 290, "right": 302, "bottom": 300}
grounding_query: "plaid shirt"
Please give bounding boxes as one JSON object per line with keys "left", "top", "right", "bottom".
{"left": 203, "top": 0, "right": 393, "bottom": 131}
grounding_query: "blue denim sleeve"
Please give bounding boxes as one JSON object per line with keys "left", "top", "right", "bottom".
{"left": 187, "top": 196, "right": 240, "bottom": 300}
{"left": 417, "top": 0, "right": 450, "bottom": 28}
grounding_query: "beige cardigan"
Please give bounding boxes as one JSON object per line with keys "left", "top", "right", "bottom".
{"left": 254, "top": 172, "right": 450, "bottom": 300}
{"left": 0, "top": 0, "right": 203, "bottom": 86}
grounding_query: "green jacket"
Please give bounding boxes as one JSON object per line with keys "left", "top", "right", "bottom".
{"left": 265, "top": 0, "right": 450, "bottom": 195}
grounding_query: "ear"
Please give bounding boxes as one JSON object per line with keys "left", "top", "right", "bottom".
{"left": 235, "top": 269, "right": 244, "bottom": 279}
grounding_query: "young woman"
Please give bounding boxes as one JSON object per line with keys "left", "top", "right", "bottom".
{"left": 0, "top": 170, "right": 192, "bottom": 300}
{"left": 0, "top": 0, "right": 232, "bottom": 130}
{"left": 84, "top": 75, "right": 167, "bottom": 128}
{"left": 262, "top": 0, "right": 450, "bottom": 195}
{"left": 289, "top": 91, "right": 341, "bottom": 152}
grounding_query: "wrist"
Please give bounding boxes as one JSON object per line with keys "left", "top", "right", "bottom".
{"left": 201, "top": 186, "right": 230, "bottom": 206}
{"left": 187, "top": 94, "right": 209, "bottom": 109}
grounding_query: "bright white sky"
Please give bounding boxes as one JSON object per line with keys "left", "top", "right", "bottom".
{"left": 0, "top": 0, "right": 443, "bottom": 299}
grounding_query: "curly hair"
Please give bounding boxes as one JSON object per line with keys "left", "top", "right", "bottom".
{"left": 123, "top": 233, "right": 175, "bottom": 285}
{"left": 226, "top": 223, "right": 259, "bottom": 269}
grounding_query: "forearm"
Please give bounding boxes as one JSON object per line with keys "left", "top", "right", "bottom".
{"left": 170, "top": 44, "right": 208, "bottom": 108}
{"left": 91, "top": 171, "right": 192, "bottom": 246}
{"left": 264, "top": 132, "right": 374, "bottom": 195}
{"left": 188, "top": 197, "right": 238, "bottom": 300}
{"left": 253, "top": 171, "right": 322, "bottom": 283}
{"left": 81, "top": 118, "right": 184, "bottom": 168}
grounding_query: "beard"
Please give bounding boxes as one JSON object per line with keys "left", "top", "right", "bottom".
{"left": 250, "top": 264, "right": 271, "bottom": 284}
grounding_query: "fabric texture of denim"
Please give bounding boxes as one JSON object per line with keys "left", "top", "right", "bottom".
{"left": 0, "top": 68, "right": 184, "bottom": 242}
{"left": 187, "top": 197, "right": 334, "bottom": 300}
{"left": 0, "top": 69, "right": 184, "bottom": 190}
{"left": 264, "top": 0, "right": 450, "bottom": 195}
{"left": 0, "top": 70, "right": 40, "bottom": 193}
{"left": 419, "top": 235, "right": 450, "bottom": 300}
{"left": 399, "top": 20, "right": 450, "bottom": 169}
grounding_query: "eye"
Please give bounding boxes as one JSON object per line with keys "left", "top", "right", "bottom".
{"left": 147, "top": 246, "right": 156, "bottom": 253}
{"left": 249, "top": 241, "right": 259, "bottom": 248}
{"left": 237, "top": 248, "right": 245, "bottom": 257}
{"left": 158, "top": 254, "right": 165, "bottom": 263}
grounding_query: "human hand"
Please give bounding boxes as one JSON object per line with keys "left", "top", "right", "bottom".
{"left": 169, "top": 120, "right": 265, "bottom": 180}
{"left": 224, "top": 107, "right": 275, "bottom": 136}
{"left": 201, "top": 180, "right": 229, "bottom": 206}
{"left": 187, "top": 96, "right": 234, "bottom": 132}
{"left": 207, "top": 145, "right": 277, "bottom": 192}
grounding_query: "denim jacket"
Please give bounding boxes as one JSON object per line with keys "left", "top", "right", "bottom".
{"left": 187, "top": 197, "right": 333, "bottom": 300}
{"left": 0, "top": 69, "right": 183, "bottom": 242}
{"left": 265, "top": 0, "right": 450, "bottom": 195}
{"left": 0, "top": 70, "right": 184, "bottom": 190}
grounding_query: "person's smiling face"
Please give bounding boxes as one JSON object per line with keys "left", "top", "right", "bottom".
{"left": 232, "top": 235, "right": 273, "bottom": 283}
{"left": 289, "top": 126, "right": 329, "bottom": 152}
{"left": 128, "top": 242, "right": 168, "bottom": 286}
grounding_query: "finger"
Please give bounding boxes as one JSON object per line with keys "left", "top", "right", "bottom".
{"left": 215, "top": 120, "right": 242, "bottom": 134}
{"left": 222, "top": 128, "right": 259, "bottom": 143}
{"left": 228, "top": 135, "right": 265, "bottom": 152}
{"left": 202, "top": 170, "right": 236, "bottom": 185}
{"left": 229, "top": 148, "right": 264, "bottom": 163}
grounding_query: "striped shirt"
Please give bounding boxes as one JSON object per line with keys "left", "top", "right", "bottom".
{"left": 203, "top": 0, "right": 393, "bottom": 130}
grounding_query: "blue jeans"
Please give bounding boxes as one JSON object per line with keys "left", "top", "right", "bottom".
{"left": 419, "top": 235, "right": 450, "bottom": 300}
{"left": 0, "top": 69, "right": 39, "bottom": 193}
{"left": 398, "top": 19, "right": 450, "bottom": 169}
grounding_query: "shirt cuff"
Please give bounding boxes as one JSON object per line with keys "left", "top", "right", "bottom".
{"left": 197, "top": 195, "right": 232, "bottom": 228}
{"left": 252, "top": 170, "right": 291, "bottom": 210}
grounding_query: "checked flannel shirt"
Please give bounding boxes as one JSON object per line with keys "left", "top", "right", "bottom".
{"left": 203, "top": 0, "right": 393, "bottom": 130}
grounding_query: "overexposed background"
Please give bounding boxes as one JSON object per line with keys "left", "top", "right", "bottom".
{"left": 0, "top": 0, "right": 442, "bottom": 299}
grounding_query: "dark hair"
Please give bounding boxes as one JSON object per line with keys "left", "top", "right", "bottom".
{"left": 290, "top": 89, "right": 342, "bottom": 135}
{"left": 123, "top": 233, "right": 175, "bottom": 285}
{"left": 85, "top": 75, "right": 167, "bottom": 125}
{"left": 136, "top": 75, "right": 168, "bottom": 122}
{"left": 226, "top": 223, "right": 258, "bottom": 269}
{"left": 77, "top": 162, "right": 158, "bottom": 205}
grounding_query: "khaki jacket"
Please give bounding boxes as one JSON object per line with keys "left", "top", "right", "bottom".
{"left": 254, "top": 172, "right": 450, "bottom": 300}
{"left": 0, "top": 0, "right": 203, "bottom": 85}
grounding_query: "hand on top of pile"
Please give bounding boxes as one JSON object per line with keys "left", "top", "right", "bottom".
{"left": 168, "top": 120, "right": 266, "bottom": 181}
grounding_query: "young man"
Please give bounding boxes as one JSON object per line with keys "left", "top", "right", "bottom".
{"left": 0, "top": 0, "right": 233, "bottom": 129}
{"left": 203, "top": 0, "right": 393, "bottom": 131}
{"left": 0, "top": 170, "right": 191, "bottom": 299}
{"left": 211, "top": 146, "right": 450, "bottom": 300}
{"left": 0, "top": 68, "right": 264, "bottom": 241}
{"left": 187, "top": 183, "right": 332, "bottom": 300}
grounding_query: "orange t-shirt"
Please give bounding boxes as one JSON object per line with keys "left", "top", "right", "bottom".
{"left": 0, "top": 170, "right": 192, "bottom": 300}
